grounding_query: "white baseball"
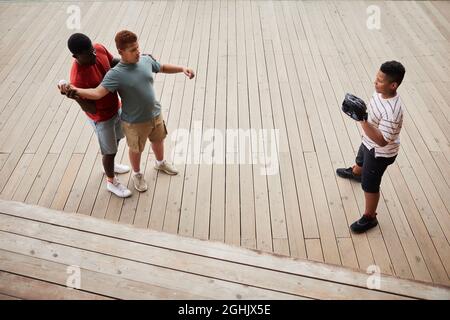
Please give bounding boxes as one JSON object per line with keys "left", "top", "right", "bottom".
{"left": 58, "top": 79, "right": 68, "bottom": 87}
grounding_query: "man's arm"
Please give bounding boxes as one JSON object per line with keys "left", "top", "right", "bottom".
{"left": 74, "top": 98, "right": 96, "bottom": 114}
{"left": 160, "top": 64, "right": 195, "bottom": 79}
{"left": 111, "top": 58, "right": 120, "bottom": 68}
{"left": 360, "top": 121, "right": 389, "bottom": 147}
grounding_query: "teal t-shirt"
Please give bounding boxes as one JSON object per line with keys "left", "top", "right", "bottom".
{"left": 101, "top": 55, "right": 161, "bottom": 123}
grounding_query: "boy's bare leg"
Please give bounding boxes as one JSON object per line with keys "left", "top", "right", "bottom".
{"left": 129, "top": 150, "right": 142, "bottom": 172}
{"left": 352, "top": 163, "right": 378, "bottom": 217}
{"left": 151, "top": 140, "right": 164, "bottom": 161}
{"left": 364, "top": 192, "right": 379, "bottom": 218}
{"left": 152, "top": 139, "right": 178, "bottom": 175}
{"left": 352, "top": 164, "right": 362, "bottom": 176}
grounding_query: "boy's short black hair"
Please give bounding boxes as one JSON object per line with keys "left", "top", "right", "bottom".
{"left": 380, "top": 60, "right": 405, "bottom": 86}
{"left": 68, "top": 33, "right": 92, "bottom": 55}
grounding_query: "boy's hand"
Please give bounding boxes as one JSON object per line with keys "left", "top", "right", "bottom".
{"left": 360, "top": 113, "right": 368, "bottom": 122}
{"left": 183, "top": 67, "right": 195, "bottom": 79}
{"left": 58, "top": 83, "right": 79, "bottom": 99}
{"left": 58, "top": 83, "right": 71, "bottom": 95}
{"left": 59, "top": 83, "right": 80, "bottom": 99}
{"left": 342, "top": 93, "right": 367, "bottom": 121}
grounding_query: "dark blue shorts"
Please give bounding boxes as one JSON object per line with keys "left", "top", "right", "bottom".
{"left": 355, "top": 143, "right": 396, "bottom": 193}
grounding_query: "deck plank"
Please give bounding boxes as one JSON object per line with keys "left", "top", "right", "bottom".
{"left": 1, "top": 200, "right": 449, "bottom": 299}
{"left": 0, "top": 0, "right": 449, "bottom": 286}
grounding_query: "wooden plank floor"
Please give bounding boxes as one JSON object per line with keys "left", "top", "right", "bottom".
{"left": 1, "top": 199, "right": 449, "bottom": 299}
{"left": 0, "top": 0, "right": 449, "bottom": 286}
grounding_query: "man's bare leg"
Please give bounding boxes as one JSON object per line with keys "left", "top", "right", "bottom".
{"left": 103, "top": 154, "right": 115, "bottom": 181}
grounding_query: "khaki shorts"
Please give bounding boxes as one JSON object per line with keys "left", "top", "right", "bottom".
{"left": 121, "top": 114, "right": 168, "bottom": 153}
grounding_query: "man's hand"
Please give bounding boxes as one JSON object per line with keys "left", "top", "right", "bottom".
{"left": 183, "top": 67, "right": 195, "bottom": 79}
{"left": 66, "top": 86, "right": 80, "bottom": 99}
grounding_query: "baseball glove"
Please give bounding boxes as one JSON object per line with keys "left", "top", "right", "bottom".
{"left": 342, "top": 93, "right": 368, "bottom": 121}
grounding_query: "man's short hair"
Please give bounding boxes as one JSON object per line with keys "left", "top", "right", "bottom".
{"left": 380, "top": 61, "right": 406, "bottom": 86}
{"left": 67, "top": 33, "right": 92, "bottom": 55}
{"left": 115, "top": 30, "right": 138, "bottom": 50}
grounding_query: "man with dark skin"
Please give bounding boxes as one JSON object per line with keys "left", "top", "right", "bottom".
{"left": 59, "top": 33, "right": 132, "bottom": 198}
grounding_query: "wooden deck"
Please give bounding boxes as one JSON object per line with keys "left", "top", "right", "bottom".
{"left": 1, "top": 199, "right": 449, "bottom": 299}
{"left": 0, "top": 0, "right": 449, "bottom": 287}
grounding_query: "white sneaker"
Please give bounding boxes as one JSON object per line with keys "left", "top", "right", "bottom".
{"left": 107, "top": 177, "right": 132, "bottom": 198}
{"left": 102, "top": 163, "right": 130, "bottom": 174}
{"left": 132, "top": 173, "right": 148, "bottom": 192}
{"left": 154, "top": 160, "right": 179, "bottom": 175}
{"left": 114, "top": 163, "right": 130, "bottom": 174}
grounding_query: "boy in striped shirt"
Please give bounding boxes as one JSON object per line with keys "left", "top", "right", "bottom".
{"left": 337, "top": 61, "right": 406, "bottom": 233}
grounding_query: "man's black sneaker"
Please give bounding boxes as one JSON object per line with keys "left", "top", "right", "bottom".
{"left": 336, "top": 167, "right": 361, "bottom": 182}
{"left": 350, "top": 215, "right": 378, "bottom": 233}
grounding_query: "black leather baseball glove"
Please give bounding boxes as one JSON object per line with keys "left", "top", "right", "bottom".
{"left": 342, "top": 93, "right": 368, "bottom": 121}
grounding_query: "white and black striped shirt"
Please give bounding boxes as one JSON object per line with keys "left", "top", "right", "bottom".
{"left": 362, "top": 92, "right": 403, "bottom": 158}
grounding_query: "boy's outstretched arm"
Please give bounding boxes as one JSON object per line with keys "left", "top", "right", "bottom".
{"left": 58, "top": 84, "right": 97, "bottom": 113}
{"left": 360, "top": 121, "right": 389, "bottom": 147}
{"left": 160, "top": 63, "right": 195, "bottom": 79}
{"left": 66, "top": 85, "right": 110, "bottom": 101}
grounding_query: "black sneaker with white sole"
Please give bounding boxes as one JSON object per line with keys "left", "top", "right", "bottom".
{"left": 350, "top": 215, "right": 378, "bottom": 233}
